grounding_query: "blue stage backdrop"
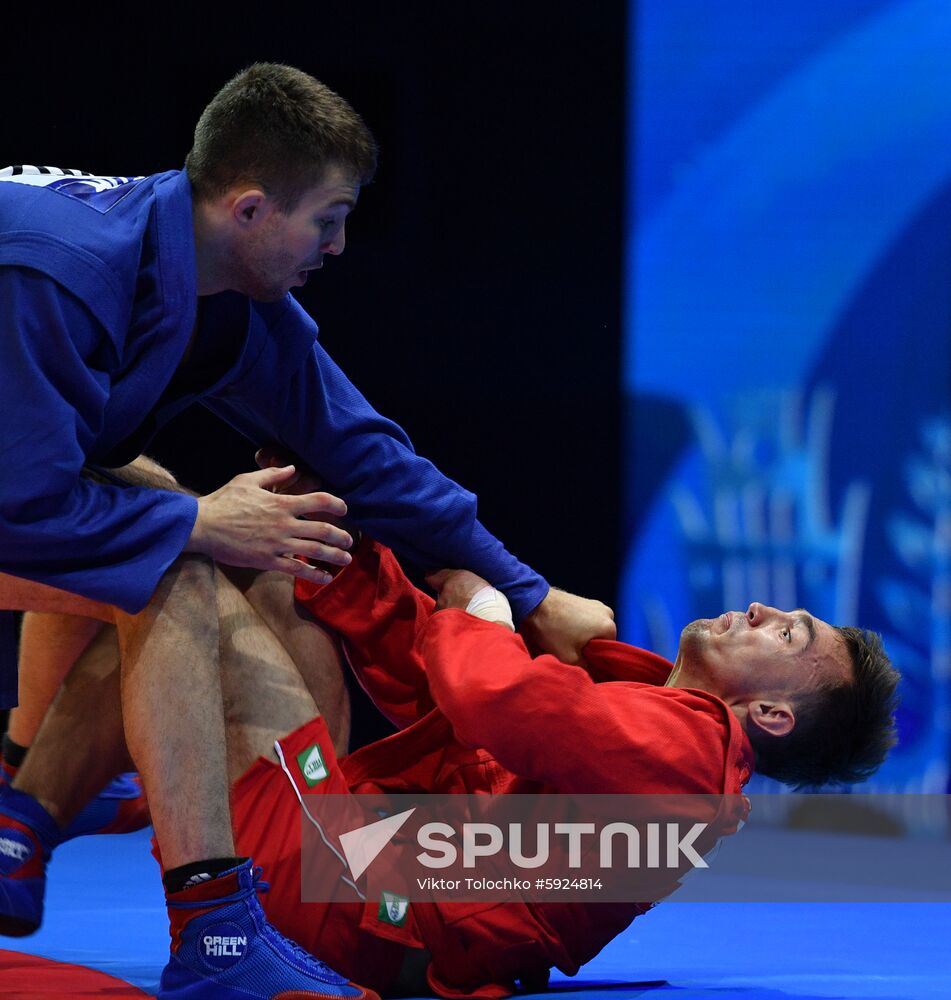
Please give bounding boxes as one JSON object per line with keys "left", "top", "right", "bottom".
{"left": 623, "top": 0, "right": 951, "bottom": 793}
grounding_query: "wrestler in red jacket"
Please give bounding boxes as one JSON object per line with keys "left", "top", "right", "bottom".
{"left": 0, "top": 525, "right": 897, "bottom": 997}
{"left": 225, "top": 536, "right": 896, "bottom": 998}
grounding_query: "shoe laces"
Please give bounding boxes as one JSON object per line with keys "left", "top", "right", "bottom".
{"left": 251, "top": 865, "right": 271, "bottom": 895}
{"left": 250, "top": 868, "right": 343, "bottom": 981}
{"left": 170, "top": 866, "right": 342, "bottom": 981}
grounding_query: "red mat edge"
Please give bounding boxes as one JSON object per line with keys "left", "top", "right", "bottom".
{"left": 0, "top": 948, "right": 150, "bottom": 998}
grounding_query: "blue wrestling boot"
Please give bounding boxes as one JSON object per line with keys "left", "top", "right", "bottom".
{"left": 0, "top": 758, "right": 150, "bottom": 843}
{"left": 161, "top": 859, "right": 379, "bottom": 1000}
{"left": 0, "top": 784, "right": 58, "bottom": 936}
{"left": 59, "top": 771, "right": 150, "bottom": 840}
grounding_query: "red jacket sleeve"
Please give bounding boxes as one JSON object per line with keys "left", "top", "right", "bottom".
{"left": 418, "top": 609, "right": 738, "bottom": 794}
{"left": 294, "top": 538, "right": 438, "bottom": 729}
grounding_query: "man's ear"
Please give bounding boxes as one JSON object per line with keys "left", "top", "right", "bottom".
{"left": 231, "top": 189, "right": 269, "bottom": 226}
{"left": 748, "top": 700, "right": 795, "bottom": 738}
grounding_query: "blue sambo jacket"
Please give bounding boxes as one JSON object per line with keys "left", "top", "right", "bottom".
{"left": 0, "top": 166, "right": 548, "bottom": 630}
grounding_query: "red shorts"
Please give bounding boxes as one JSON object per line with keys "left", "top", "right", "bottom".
{"left": 230, "top": 717, "right": 423, "bottom": 996}
{"left": 231, "top": 717, "right": 562, "bottom": 999}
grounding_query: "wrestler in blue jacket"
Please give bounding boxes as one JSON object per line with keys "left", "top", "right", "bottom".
{"left": 0, "top": 166, "right": 546, "bottom": 618}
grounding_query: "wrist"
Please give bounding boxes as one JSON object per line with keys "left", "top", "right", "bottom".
{"left": 184, "top": 499, "right": 209, "bottom": 554}
{"left": 465, "top": 585, "right": 515, "bottom": 631}
{"left": 524, "top": 586, "right": 557, "bottom": 624}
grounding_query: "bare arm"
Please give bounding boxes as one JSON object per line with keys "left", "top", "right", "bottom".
{"left": 519, "top": 588, "right": 617, "bottom": 665}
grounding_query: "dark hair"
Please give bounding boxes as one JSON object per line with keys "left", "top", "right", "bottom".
{"left": 749, "top": 626, "right": 900, "bottom": 789}
{"left": 185, "top": 63, "right": 377, "bottom": 209}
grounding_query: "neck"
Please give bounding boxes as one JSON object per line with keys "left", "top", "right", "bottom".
{"left": 665, "top": 653, "right": 684, "bottom": 687}
{"left": 192, "top": 201, "right": 230, "bottom": 296}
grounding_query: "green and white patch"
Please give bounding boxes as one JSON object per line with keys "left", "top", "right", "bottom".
{"left": 296, "top": 744, "right": 329, "bottom": 787}
{"left": 378, "top": 891, "right": 409, "bottom": 927}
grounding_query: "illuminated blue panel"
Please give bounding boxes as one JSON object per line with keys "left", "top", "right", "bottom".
{"left": 623, "top": 0, "right": 951, "bottom": 790}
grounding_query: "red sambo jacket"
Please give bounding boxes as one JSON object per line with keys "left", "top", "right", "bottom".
{"left": 295, "top": 540, "right": 754, "bottom": 998}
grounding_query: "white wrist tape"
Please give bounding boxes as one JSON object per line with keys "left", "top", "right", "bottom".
{"left": 465, "top": 585, "right": 515, "bottom": 631}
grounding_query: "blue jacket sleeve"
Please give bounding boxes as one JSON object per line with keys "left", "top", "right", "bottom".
{"left": 204, "top": 299, "right": 550, "bottom": 620}
{"left": 0, "top": 268, "right": 197, "bottom": 612}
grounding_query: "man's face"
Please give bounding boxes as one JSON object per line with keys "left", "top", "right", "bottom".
{"left": 232, "top": 164, "right": 359, "bottom": 301}
{"left": 670, "top": 603, "right": 852, "bottom": 705}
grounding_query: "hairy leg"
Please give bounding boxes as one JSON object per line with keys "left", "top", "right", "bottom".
{"left": 5, "top": 452, "right": 346, "bottom": 871}
{"left": 9, "top": 566, "right": 345, "bottom": 836}
{"left": 0, "top": 573, "right": 113, "bottom": 619}
{"left": 8, "top": 613, "right": 105, "bottom": 750}
{"left": 116, "top": 554, "right": 234, "bottom": 868}
{"left": 216, "top": 570, "right": 346, "bottom": 782}
{"left": 224, "top": 568, "right": 350, "bottom": 755}
{"left": 3, "top": 456, "right": 185, "bottom": 749}
{"left": 13, "top": 624, "right": 131, "bottom": 826}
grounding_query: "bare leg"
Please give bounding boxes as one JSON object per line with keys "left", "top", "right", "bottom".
{"left": 1, "top": 460, "right": 187, "bottom": 752}
{"left": 117, "top": 555, "right": 233, "bottom": 869}
{"left": 6, "top": 555, "right": 347, "bottom": 866}
{"left": 14, "top": 626, "right": 131, "bottom": 826}
{"left": 10, "top": 568, "right": 345, "bottom": 833}
{"left": 224, "top": 568, "right": 350, "bottom": 755}
{"left": 0, "top": 572, "right": 113, "bottom": 620}
{"left": 8, "top": 613, "right": 105, "bottom": 750}
{"left": 216, "top": 569, "right": 347, "bottom": 782}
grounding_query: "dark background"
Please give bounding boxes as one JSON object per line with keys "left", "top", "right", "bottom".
{"left": 4, "top": 4, "right": 625, "bottom": 736}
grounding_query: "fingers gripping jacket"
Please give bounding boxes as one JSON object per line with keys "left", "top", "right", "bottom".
{"left": 465, "top": 585, "right": 515, "bottom": 631}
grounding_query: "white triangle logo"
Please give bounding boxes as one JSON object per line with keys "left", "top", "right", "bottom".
{"left": 339, "top": 807, "right": 416, "bottom": 880}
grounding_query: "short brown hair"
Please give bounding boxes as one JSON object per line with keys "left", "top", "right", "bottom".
{"left": 749, "top": 626, "right": 900, "bottom": 789}
{"left": 185, "top": 63, "right": 378, "bottom": 209}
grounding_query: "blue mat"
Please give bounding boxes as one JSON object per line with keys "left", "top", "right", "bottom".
{"left": 4, "top": 829, "right": 951, "bottom": 998}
